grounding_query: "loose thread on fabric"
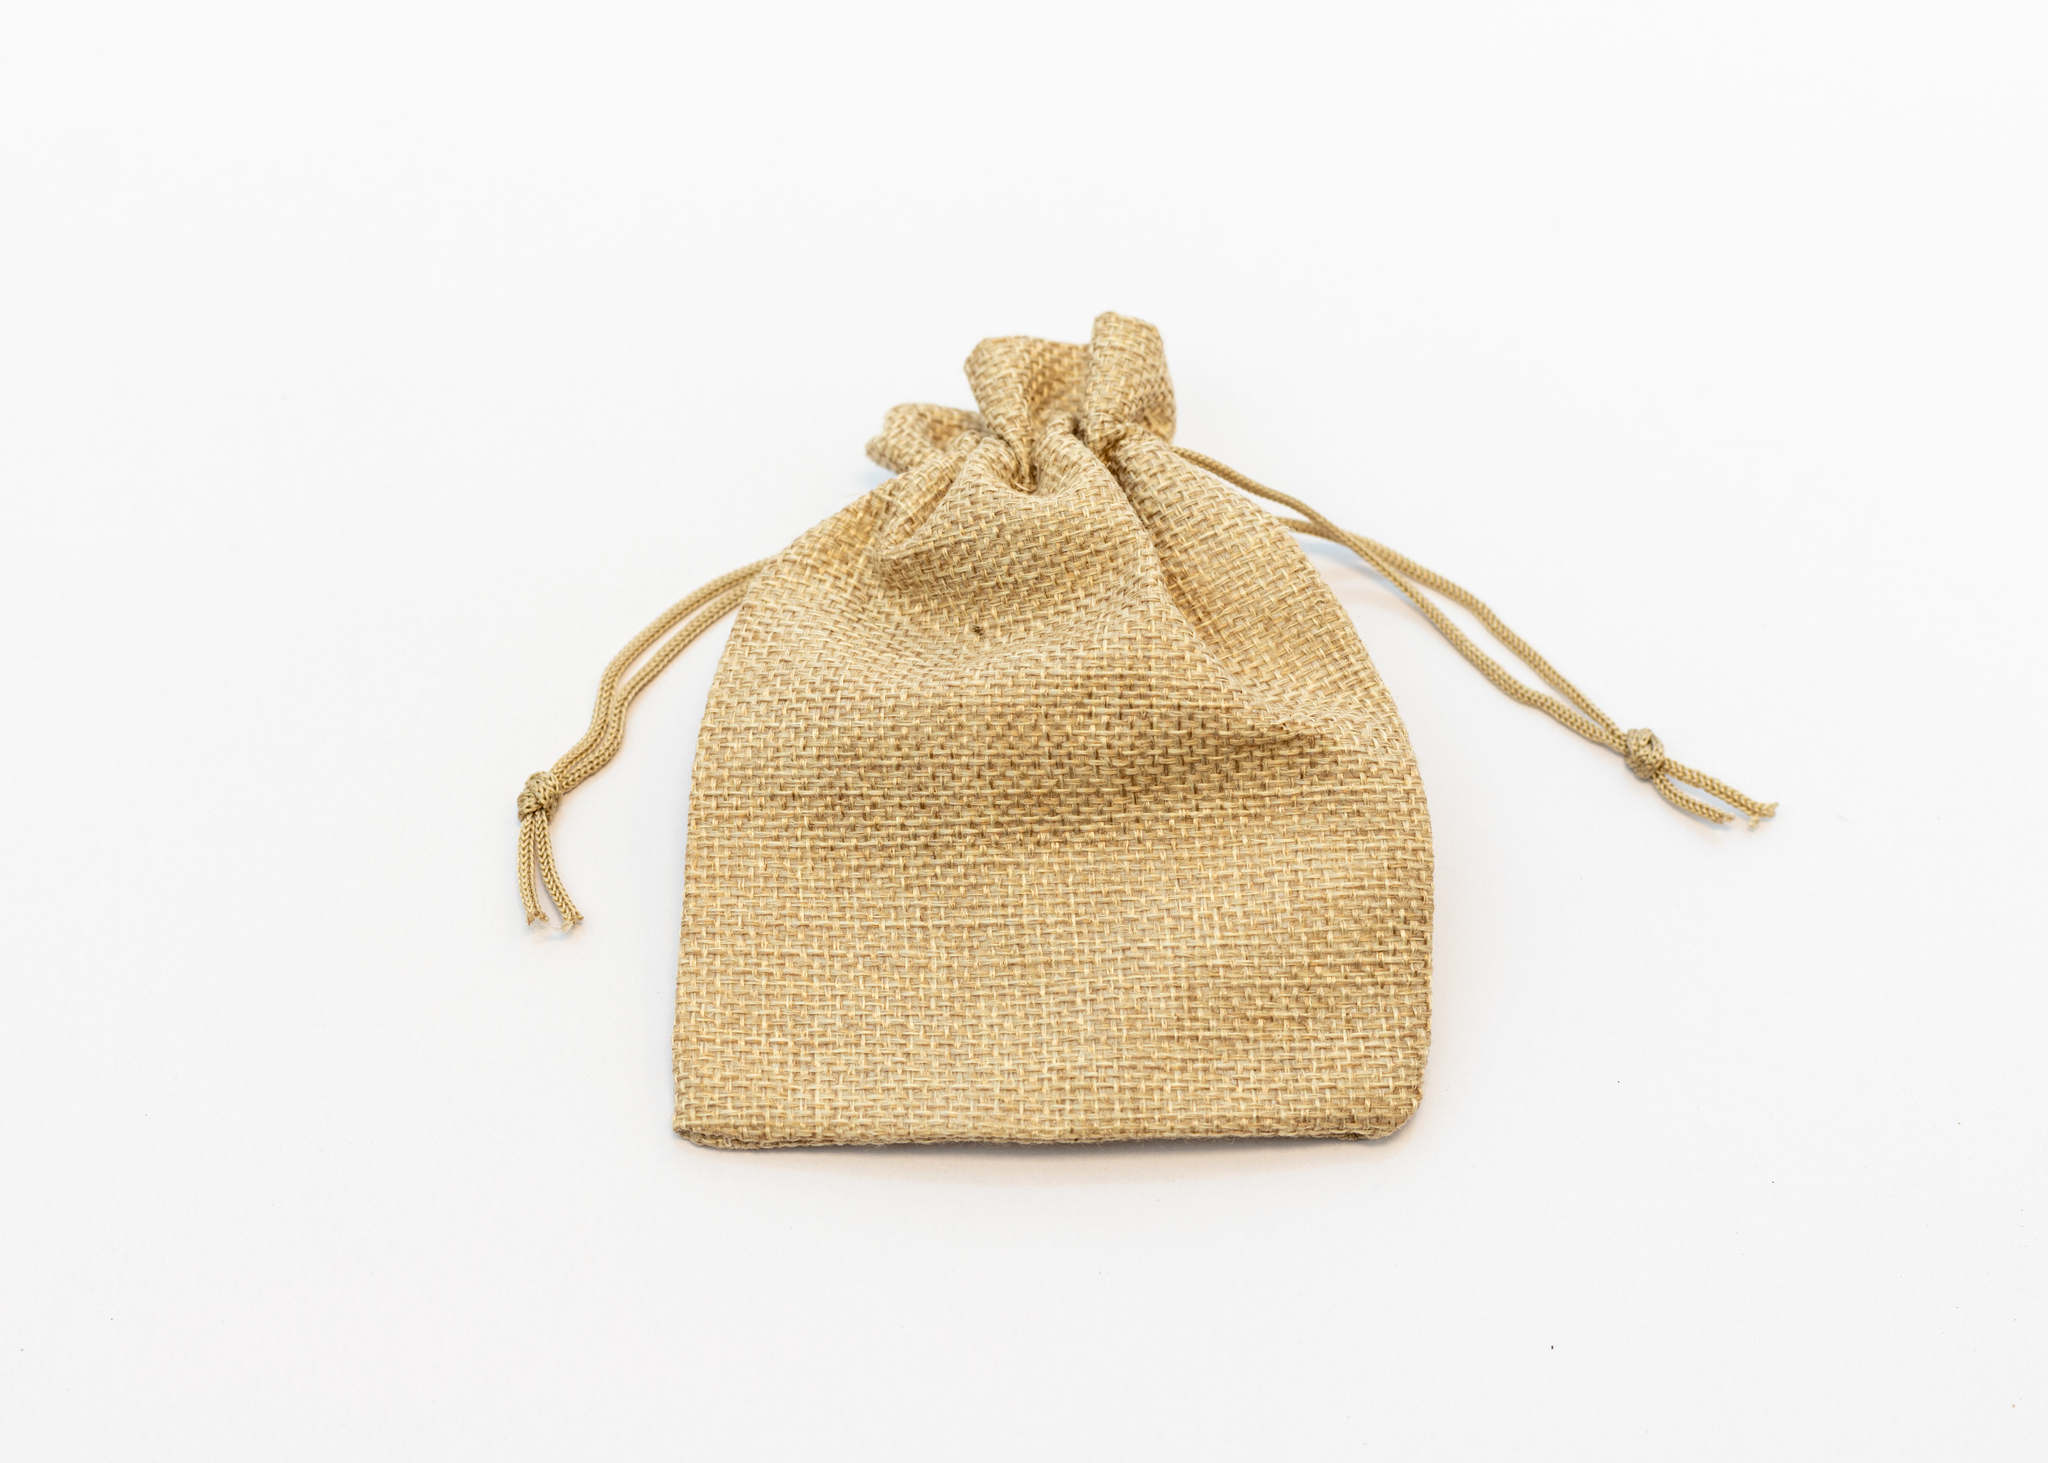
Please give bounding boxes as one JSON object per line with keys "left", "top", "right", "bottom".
{"left": 1173, "top": 446, "right": 1777, "bottom": 827}
{"left": 517, "top": 559, "right": 772, "bottom": 927}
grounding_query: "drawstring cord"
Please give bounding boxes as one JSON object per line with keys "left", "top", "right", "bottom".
{"left": 517, "top": 559, "right": 771, "bottom": 928}
{"left": 1175, "top": 446, "right": 1776, "bottom": 827}
{"left": 519, "top": 452, "right": 1775, "bottom": 926}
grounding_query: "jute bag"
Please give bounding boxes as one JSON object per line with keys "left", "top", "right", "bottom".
{"left": 517, "top": 312, "right": 1772, "bottom": 1148}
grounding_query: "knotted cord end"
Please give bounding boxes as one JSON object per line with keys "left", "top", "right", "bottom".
{"left": 517, "top": 769, "right": 582, "bottom": 929}
{"left": 1621, "top": 728, "right": 1775, "bottom": 828}
{"left": 518, "top": 770, "right": 561, "bottom": 822}
{"left": 1622, "top": 728, "right": 1667, "bottom": 782}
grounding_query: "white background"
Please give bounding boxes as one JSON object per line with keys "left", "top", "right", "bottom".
{"left": 3, "top": 3, "right": 2043, "bottom": 1458}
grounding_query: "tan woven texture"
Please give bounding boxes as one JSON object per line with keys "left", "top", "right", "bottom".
{"left": 672, "top": 313, "right": 1434, "bottom": 1147}
{"left": 516, "top": 311, "right": 1776, "bottom": 1145}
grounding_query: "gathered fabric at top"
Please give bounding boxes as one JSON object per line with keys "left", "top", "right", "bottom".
{"left": 516, "top": 312, "right": 1773, "bottom": 1148}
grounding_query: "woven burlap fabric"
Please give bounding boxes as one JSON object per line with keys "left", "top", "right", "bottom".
{"left": 673, "top": 313, "right": 1432, "bottom": 1147}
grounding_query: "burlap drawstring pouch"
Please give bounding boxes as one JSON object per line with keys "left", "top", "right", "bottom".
{"left": 516, "top": 312, "right": 1773, "bottom": 1149}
